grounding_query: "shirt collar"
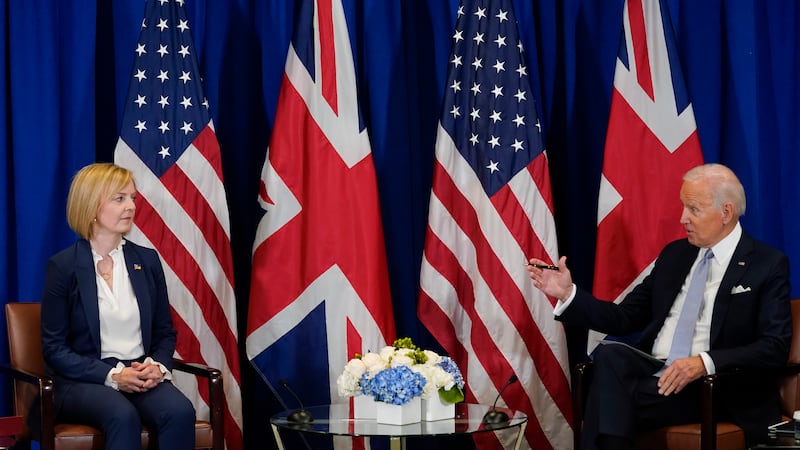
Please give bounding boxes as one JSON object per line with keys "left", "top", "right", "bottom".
{"left": 708, "top": 222, "right": 742, "bottom": 267}
{"left": 90, "top": 240, "right": 126, "bottom": 262}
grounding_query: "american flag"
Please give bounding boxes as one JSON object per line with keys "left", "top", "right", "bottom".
{"left": 417, "top": 1, "right": 572, "bottom": 448}
{"left": 245, "top": 0, "right": 395, "bottom": 437}
{"left": 113, "top": 1, "right": 243, "bottom": 449}
{"left": 592, "top": 0, "right": 704, "bottom": 344}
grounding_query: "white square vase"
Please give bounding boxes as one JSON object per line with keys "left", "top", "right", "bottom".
{"left": 375, "top": 397, "right": 421, "bottom": 425}
{"left": 353, "top": 394, "right": 378, "bottom": 419}
{"left": 421, "top": 395, "right": 455, "bottom": 421}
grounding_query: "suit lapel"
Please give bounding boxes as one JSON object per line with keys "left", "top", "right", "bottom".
{"left": 710, "top": 233, "right": 754, "bottom": 343}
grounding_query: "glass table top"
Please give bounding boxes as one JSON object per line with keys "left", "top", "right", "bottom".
{"left": 270, "top": 402, "right": 528, "bottom": 438}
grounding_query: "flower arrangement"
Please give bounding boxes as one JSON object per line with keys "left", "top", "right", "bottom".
{"left": 336, "top": 337, "right": 465, "bottom": 405}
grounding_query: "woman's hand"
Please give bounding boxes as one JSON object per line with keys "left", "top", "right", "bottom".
{"left": 113, "top": 362, "right": 163, "bottom": 393}
{"left": 132, "top": 361, "right": 164, "bottom": 389}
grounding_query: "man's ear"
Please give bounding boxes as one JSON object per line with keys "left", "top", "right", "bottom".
{"left": 720, "top": 201, "right": 735, "bottom": 224}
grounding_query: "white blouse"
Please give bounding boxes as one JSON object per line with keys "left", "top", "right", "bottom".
{"left": 92, "top": 241, "right": 145, "bottom": 361}
{"left": 92, "top": 242, "right": 170, "bottom": 389}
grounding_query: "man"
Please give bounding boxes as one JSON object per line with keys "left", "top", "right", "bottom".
{"left": 527, "top": 163, "right": 791, "bottom": 450}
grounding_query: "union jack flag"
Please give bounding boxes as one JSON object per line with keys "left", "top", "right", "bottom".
{"left": 592, "top": 0, "right": 704, "bottom": 346}
{"left": 245, "top": 0, "right": 395, "bottom": 440}
{"left": 418, "top": 1, "right": 572, "bottom": 448}
{"left": 113, "top": 1, "right": 243, "bottom": 449}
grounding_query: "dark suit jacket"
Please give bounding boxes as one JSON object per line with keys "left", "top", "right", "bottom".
{"left": 558, "top": 231, "right": 792, "bottom": 442}
{"left": 41, "top": 239, "right": 177, "bottom": 386}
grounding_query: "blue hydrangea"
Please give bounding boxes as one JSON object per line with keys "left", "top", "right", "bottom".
{"left": 359, "top": 373, "right": 372, "bottom": 396}
{"left": 364, "top": 366, "right": 426, "bottom": 405}
{"left": 437, "top": 356, "right": 465, "bottom": 389}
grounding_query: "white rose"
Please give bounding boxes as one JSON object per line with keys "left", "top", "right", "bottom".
{"left": 411, "top": 365, "right": 437, "bottom": 398}
{"left": 391, "top": 353, "right": 414, "bottom": 368}
{"left": 361, "top": 352, "right": 387, "bottom": 375}
{"left": 343, "top": 358, "right": 368, "bottom": 378}
{"left": 429, "top": 366, "right": 455, "bottom": 391}
{"left": 379, "top": 346, "right": 396, "bottom": 361}
{"left": 396, "top": 348, "right": 415, "bottom": 357}
{"left": 422, "top": 350, "right": 441, "bottom": 366}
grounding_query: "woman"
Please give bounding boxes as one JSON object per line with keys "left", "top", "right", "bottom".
{"left": 41, "top": 163, "right": 195, "bottom": 450}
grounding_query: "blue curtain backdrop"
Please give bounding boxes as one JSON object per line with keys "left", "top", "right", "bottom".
{"left": 1, "top": 1, "right": 798, "bottom": 448}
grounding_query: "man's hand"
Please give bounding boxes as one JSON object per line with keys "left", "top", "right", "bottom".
{"left": 657, "top": 356, "right": 707, "bottom": 395}
{"left": 527, "top": 255, "right": 574, "bottom": 300}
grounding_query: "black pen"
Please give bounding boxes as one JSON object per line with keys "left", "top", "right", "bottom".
{"left": 524, "top": 262, "right": 559, "bottom": 270}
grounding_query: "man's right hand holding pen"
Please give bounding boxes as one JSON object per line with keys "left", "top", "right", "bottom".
{"left": 526, "top": 256, "right": 575, "bottom": 301}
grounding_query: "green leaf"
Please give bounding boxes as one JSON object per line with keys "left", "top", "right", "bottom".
{"left": 438, "top": 387, "right": 465, "bottom": 404}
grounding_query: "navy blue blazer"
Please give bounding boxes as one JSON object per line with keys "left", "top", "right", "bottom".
{"left": 559, "top": 231, "right": 792, "bottom": 441}
{"left": 41, "top": 239, "right": 177, "bottom": 386}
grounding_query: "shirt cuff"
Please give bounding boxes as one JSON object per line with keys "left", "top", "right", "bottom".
{"left": 144, "top": 357, "right": 172, "bottom": 382}
{"left": 699, "top": 351, "right": 716, "bottom": 375}
{"left": 105, "top": 362, "right": 125, "bottom": 390}
{"left": 553, "top": 283, "right": 577, "bottom": 316}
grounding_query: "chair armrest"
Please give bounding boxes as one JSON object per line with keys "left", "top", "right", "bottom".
{"left": 172, "top": 358, "right": 224, "bottom": 450}
{"left": 0, "top": 363, "right": 46, "bottom": 386}
{"left": 0, "top": 364, "right": 56, "bottom": 450}
{"left": 173, "top": 359, "right": 221, "bottom": 378}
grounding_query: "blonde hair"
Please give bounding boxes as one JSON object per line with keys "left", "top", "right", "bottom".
{"left": 66, "top": 163, "right": 135, "bottom": 239}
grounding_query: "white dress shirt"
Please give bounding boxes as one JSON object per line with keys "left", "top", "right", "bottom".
{"left": 650, "top": 223, "right": 741, "bottom": 373}
{"left": 93, "top": 242, "right": 145, "bottom": 361}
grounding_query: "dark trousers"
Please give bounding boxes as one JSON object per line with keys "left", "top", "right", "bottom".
{"left": 582, "top": 343, "right": 702, "bottom": 450}
{"left": 56, "top": 380, "right": 196, "bottom": 450}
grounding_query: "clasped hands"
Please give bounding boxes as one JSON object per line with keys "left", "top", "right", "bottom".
{"left": 526, "top": 256, "right": 708, "bottom": 396}
{"left": 112, "top": 361, "right": 163, "bottom": 393}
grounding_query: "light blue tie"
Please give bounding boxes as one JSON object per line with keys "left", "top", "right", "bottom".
{"left": 666, "top": 249, "right": 714, "bottom": 365}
